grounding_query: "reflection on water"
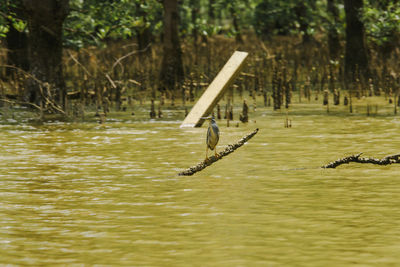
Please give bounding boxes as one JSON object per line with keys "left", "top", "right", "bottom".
{"left": 1, "top": 114, "right": 400, "bottom": 265}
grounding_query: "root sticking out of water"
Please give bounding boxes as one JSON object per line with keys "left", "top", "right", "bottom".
{"left": 323, "top": 153, "right": 400, "bottom": 168}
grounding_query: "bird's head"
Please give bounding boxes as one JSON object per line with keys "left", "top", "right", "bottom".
{"left": 201, "top": 115, "right": 216, "bottom": 123}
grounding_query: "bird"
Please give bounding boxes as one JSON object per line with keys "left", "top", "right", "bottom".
{"left": 202, "top": 116, "right": 220, "bottom": 161}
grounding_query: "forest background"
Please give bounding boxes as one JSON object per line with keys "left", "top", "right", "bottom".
{"left": 0, "top": 0, "right": 399, "bottom": 120}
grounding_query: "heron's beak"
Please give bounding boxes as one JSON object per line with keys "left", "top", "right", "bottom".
{"left": 201, "top": 117, "right": 212, "bottom": 120}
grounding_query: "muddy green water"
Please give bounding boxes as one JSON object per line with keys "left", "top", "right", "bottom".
{"left": 1, "top": 108, "right": 400, "bottom": 265}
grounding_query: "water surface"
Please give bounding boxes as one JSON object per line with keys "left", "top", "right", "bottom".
{"left": 1, "top": 112, "right": 400, "bottom": 265}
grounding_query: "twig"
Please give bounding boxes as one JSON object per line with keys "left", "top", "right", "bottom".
{"left": 322, "top": 153, "right": 400, "bottom": 168}
{"left": 110, "top": 43, "right": 151, "bottom": 72}
{"left": 0, "top": 65, "right": 66, "bottom": 115}
{"left": 178, "top": 128, "right": 259, "bottom": 176}
{"left": 67, "top": 50, "right": 93, "bottom": 77}
{"left": 67, "top": 50, "right": 118, "bottom": 93}
{"left": 105, "top": 73, "right": 117, "bottom": 89}
{"left": 1, "top": 65, "right": 42, "bottom": 84}
{"left": 0, "top": 98, "right": 41, "bottom": 110}
{"left": 258, "top": 40, "right": 276, "bottom": 60}
{"left": 38, "top": 84, "right": 67, "bottom": 115}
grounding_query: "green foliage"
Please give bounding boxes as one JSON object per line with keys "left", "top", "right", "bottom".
{"left": 179, "top": 0, "right": 258, "bottom": 39}
{"left": 0, "top": 0, "right": 26, "bottom": 38}
{"left": 0, "top": 0, "right": 340, "bottom": 45}
{"left": 0, "top": 25, "right": 8, "bottom": 38}
{"left": 253, "top": 0, "right": 295, "bottom": 36}
{"left": 0, "top": 3, "right": 10, "bottom": 37}
{"left": 363, "top": 1, "right": 400, "bottom": 47}
{"left": 64, "top": 0, "right": 162, "bottom": 49}
{"left": 252, "top": 0, "right": 326, "bottom": 38}
{"left": 0, "top": 0, "right": 398, "bottom": 54}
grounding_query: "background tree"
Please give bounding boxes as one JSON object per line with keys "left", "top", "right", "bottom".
{"left": 253, "top": 0, "right": 319, "bottom": 42}
{"left": 229, "top": 0, "right": 243, "bottom": 43}
{"left": 22, "top": 0, "right": 69, "bottom": 109}
{"left": 159, "top": 0, "right": 184, "bottom": 91}
{"left": 2, "top": 0, "right": 400, "bottom": 111}
{"left": 363, "top": 1, "right": 400, "bottom": 61}
{"left": 253, "top": 1, "right": 292, "bottom": 38}
{"left": 135, "top": 1, "right": 152, "bottom": 50}
{"left": 294, "top": 0, "right": 314, "bottom": 43}
{"left": 327, "top": 0, "right": 341, "bottom": 60}
{"left": 208, "top": 0, "right": 215, "bottom": 21}
{"left": 63, "top": 0, "right": 162, "bottom": 49}
{"left": 3, "top": 0, "right": 29, "bottom": 75}
{"left": 344, "top": 0, "right": 370, "bottom": 83}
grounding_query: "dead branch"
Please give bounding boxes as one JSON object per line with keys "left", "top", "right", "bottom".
{"left": 67, "top": 50, "right": 93, "bottom": 77}
{"left": 38, "top": 84, "right": 67, "bottom": 115}
{"left": 323, "top": 153, "right": 400, "bottom": 168}
{"left": 0, "top": 65, "right": 66, "bottom": 115}
{"left": 105, "top": 73, "right": 117, "bottom": 89}
{"left": 0, "top": 98, "right": 41, "bottom": 110}
{"left": 110, "top": 43, "right": 151, "bottom": 72}
{"left": 1, "top": 65, "right": 42, "bottom": 84}
{"left": 178, "top": 128, "right": 259, "bottom": 176}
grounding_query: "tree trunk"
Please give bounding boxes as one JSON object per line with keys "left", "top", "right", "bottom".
{"left": 137, "top": 27, "right": 151, "bottom": 51}
{"left": 6, "top": 24, "right": 29, "bottom": 74}
{"left": 190, "top": 0, "right": 200, "bottom": 64}
{"left": 160, "top": 0, "right": 184, "bottom": 91}
{"left": 5, "top": 1, "right": 29, "bottom": 76}
{"left": 22, "top": 0, "right": 69, "bottom": 109}
{"left": 327, "top": 0, "right": 340, "bottom": 60}
{"left": 230, "top": 4, "right": 243, "bottom": 43}
{"left": 190, "top": 0, "right": 199, "bottom": 44}
{"left": 208, "top": 0, "right": 215, "bottom": 21}
{"left": 135, "top": 1, "right": 152, "bottom": 51}
{"left": 344, "top": 0, "right": 369, "bottom": 83}
{"left": 295, "top": 1, "right": 312, "bottom": 44}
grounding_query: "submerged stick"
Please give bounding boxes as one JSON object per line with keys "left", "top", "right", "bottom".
{"left": 179, "top": 128, "right": 259, "bottom": 176}
{"left": 323, "top": 153, "right": 400, "bottom": 168}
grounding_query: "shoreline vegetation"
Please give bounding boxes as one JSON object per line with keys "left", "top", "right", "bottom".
{"left": 1, "top": 33, "right": 400, "bottom": 124}
{"left": 1, "top": 1, "right": 400, "bottom": 125}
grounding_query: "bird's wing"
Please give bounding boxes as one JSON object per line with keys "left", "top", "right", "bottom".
{"left": 206, "top": 127, "right": 211, "bottom": 145}
{"left": 212, "top": 124, "right": 219, "bottom": 143}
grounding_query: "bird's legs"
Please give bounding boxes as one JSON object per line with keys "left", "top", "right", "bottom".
{"left": 205, "top": 147, "right": 219, "bottom": 162}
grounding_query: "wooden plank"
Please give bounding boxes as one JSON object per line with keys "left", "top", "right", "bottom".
{"left": 180, "top": 51, "right": 249, "bottom": 128}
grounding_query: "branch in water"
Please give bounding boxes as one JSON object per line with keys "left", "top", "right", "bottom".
{"left": 178, "top": 128, "right": 259, "bottom": 176}
{"left": 322, "top": 153, "right": 400, "bottom": 168}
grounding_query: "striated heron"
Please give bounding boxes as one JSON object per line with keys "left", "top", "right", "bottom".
{"left": 202, "top": 116, "right": 220, "bottom": 160}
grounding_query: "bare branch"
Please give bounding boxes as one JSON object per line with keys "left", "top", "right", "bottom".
{"left": 0, "top": 98, "right": 41, "bottom": 110}
{"left": 110, "top": 43, "right": 151, "bottom": 72}
{"left": 1, "top": 65, "right": 66, "bottom": 115}
{"left": 323, "top": 153, "right": 400, "bottom": 168}
{"left": 67, "top": 50, "right": 93, "bottom": 77}
{"left": 178, "top": 128, "right": 259, "bottom": 176}
{"left": 105, "top": 73, "right": 117, "bottom": 89}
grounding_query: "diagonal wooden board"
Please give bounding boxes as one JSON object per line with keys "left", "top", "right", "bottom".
{"left": 180, "top": 51, "right": 249, "bottom": 128}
